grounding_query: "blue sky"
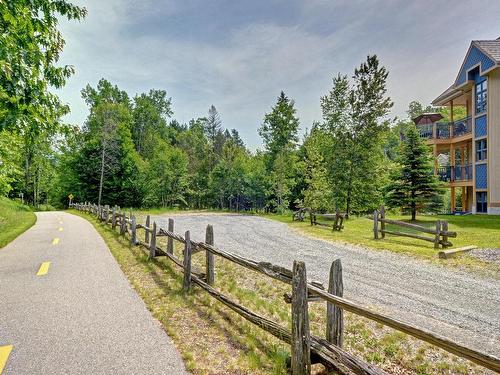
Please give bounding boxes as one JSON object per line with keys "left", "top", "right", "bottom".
{"left": 57, "top": 0, "right": 500, "bottom": 149}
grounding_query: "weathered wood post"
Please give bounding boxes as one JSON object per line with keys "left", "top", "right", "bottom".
{"left": 373, "top": 210, "right": 379, "bottom": 239}
{"left": 149, "top": 222, "right": 157, "bottom": 258}
{"left": 442, "top": 221, "right": 448, "bottom": 248}
{"left": 112, "top": 207, "right": 117, "bottom": 229}
{"left": 434, "top": 220, "right": 441, "bottom": 249}
{"left": 380, "top": 206, "right": 386, "bottom": 239}
{"left": 130, "top": 215, "right": 137, "bottom": 245}
{"left": 291, "top": 261, "right": 311, "bottom": 375}
{"left": 167, "top": 218, "right": 174, "bottom": 254}
{"left": 105, "top": 205, "right": 109, "bottom": 223}
{"left": 120, "top": 213, "right": 126, "bottom": 235}
{"left": 326, "top": 259, "right": 343, "bottom": 347}
{"left": 183, "top": 231, "right": 192, "bottom": 293}
{"left": 205, "top": 224, "right": 215, "bottom": 285}
{"left": 145, "top": 215, "right": 151, "bottom": 244}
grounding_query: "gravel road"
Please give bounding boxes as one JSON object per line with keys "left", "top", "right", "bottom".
{"left": 153, "top": 213, "right": 500, "bottom": 357}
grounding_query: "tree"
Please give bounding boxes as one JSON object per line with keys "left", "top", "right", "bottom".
{"left": 301, "top": 127, "right": 332, "bottom": 212}
{"left": 320, "top": 56, "right": 393, "bottom": 216}
{"left": 0, "top": 131, "right": 22, "bottom": 196}
{"left": 132, "top": 89, "right": 173, "bottom": 157}
{"left": 204, "top": 105, "right": 222, "bottom": 144}
{"left": 0, "top": 0, "right": 86, "bottom": 132}
{"left": 385, "top": 125, "right": 444, "bottom": 220}
{"left": 259, "top": 91, "right": 299, "bottom": 160}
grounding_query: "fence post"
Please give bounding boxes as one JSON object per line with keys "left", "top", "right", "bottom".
{"left": 373, "top": 210, "right": 379, "bottom": 239}
{"left": 130, "top": 215, "right": 137, "bottom": 245}
{"left": 149, "top": 222, "right": 157, "bottom": 258}
{"left": 434, "top": 220, "right": 441, "bottom": 249}
{"left": 326, "top": 259, "right": 343, "bottom": 347}
{"left": 380, "top": 206, "right": 386, "bottom": 239}
{"left": 120, "top": 213, "right": 126, "bottom": 235}
{"left": 167, "top": 218, "right": 174, "bottom": 254}
{"left": 442, "top": 221, "right": 448, "bottom": 248}
{"left": 112, "top": 208, "right": 117, "bottom": 229}
{"left": 291, "top": 261, "right": 311, "bottom": 375}
{"left": 145, "top": 215, "right": 151, "bottom": 244}
{"left": 205, "top": 224, "right": 215, "bottom": 285}
{"left": 183, "top": 230, "right": 192, "bottom": 293}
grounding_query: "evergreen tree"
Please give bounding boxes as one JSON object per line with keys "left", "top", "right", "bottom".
{"left": 259, "top": 91, "right": 299, "bottom": 160}
{"left": 385, "top": 125, "right": 444, "bottom": 220}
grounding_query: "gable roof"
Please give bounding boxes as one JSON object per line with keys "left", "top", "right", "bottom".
{"left": 433, "top": 38, "right": 500, "bottom": 105}
{"left": 474, "top": 38, "right": 500, "bottom": 63}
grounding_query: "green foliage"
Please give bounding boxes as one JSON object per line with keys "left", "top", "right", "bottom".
{"left": 385, "top": 125, "right": 444, "bottom": 220}
{"left": 301, "top": 127, "right": 332, "bottom": 212}
{"left": 0, "top": 196, "right": 36, "bottom": 248}
{"left": 0, "top": 130, "right": 22, "bottom": 195}
{"left": 259, "top": 91, "right": 299, "bottom": 159}
{"left": 0, "top": 0, "right": 86, "bottom": 132}
{"left": 316, "top": 56, "right": 393, "bottom": 215}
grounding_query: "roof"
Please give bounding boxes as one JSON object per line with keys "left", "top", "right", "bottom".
{"left": 474, "top": 38, "right": 500, "bottom": 63}
{"left": 432, "top": 38, "right": 500, "bottom": 105}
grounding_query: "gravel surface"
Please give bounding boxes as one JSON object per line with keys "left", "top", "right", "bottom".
{"left": 0, "top": 212, "right": 187, "bottom": 374}
{"left": 153, "top": 213, "right": 500, "bottom": 357}
{"left": 470, "top": 248, "right": 500, "bottom": 263}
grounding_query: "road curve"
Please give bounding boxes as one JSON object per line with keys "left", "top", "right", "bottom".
{"left": 0, "top": 211, "right": 187, "bottom": 374}
{"left": 152, "top": 213, "right": 500, "bottom": 357}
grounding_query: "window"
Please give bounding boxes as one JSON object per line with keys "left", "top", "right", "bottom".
{"left": 476, "top": 192, "right": 487, "bottom": 213}
{"left": 476, "top": 80, "right": 487, "bottom": 113}
{"left": 476, "top": 139, "right": 487, "bottom": 161}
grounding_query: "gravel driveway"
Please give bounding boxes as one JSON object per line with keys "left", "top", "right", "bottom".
{"left": 152, "top": 213, "right": 500, "bottom": 357}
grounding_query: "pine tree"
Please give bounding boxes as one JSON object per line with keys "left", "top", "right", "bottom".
{"left": 259, "top": 91, "right": 299, "bottom": 159}
{"left": 385, "top": 125, "right": 444, "bottom": 220}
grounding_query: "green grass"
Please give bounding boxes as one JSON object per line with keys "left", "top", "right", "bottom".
{"left": 263, "top": 213, "right": 500, "bottom": 276}
{"left": 0, "top": 197, "right": 36, "bottom": 248}
{"left": 71, "top": 209, "right": 490, "bottom": 375}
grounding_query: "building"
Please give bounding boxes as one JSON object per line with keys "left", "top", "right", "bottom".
{"left": 415, "top": 38, "right": 500, "bottom": 214}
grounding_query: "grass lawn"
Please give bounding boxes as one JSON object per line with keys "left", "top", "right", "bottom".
{"left": 70, "top": 209, "right": 489, "bottom": 375}
{"left": 263, "top": 213, "right": 500, "bottom": 277}
{"left": 0, "top": 197, "right": 36, "bottom": 248}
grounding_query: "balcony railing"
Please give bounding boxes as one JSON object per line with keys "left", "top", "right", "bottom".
{"left": 452, "top": 116, "right": 472, "bottom": 137}
{"left": 418, "top": 116, "right": 472, "bottom": 139}
{"left": 437, "top": 164, "right": 472, "bottom": 182}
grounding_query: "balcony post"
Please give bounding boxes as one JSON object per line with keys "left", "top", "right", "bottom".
{"left": 451, "top": 187, "right": 456, "bottom": 213}
{"left": 450, "top": 100, "right": 454, "bottom": 137}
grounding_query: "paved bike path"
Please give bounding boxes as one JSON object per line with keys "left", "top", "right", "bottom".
{"left": 0, "top": 211, "right": 187, "bottom": 374}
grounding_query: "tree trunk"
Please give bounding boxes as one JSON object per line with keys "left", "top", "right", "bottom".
{"left": 98, "top": 141, "right": 106, "bottom": 207}
{"left": 411, "top": 191, "right": 416, "bottom": 221}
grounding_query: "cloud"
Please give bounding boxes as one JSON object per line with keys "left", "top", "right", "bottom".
{"left": 56, "top": 0, "right": 500, "bottom": 149}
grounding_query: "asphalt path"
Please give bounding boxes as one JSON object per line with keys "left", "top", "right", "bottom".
{"left": 0, "top": 211, "right": 187, "bottom": 374}
{"left": 152, "top": 213, "right": 500, "bottom": 358}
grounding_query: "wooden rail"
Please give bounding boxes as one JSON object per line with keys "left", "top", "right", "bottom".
{"left": 373, "top": 206, "right": 456, "bottom": 249}
{"left": 310, "top": 211, "right": 345, "bottom": 231}
{"left": 70, "top": 202, "right": 499, "bottom": 373}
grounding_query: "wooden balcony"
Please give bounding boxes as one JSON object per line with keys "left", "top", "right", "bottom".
{"left": 419, "top": 117, "right": 472, "bottom": 144}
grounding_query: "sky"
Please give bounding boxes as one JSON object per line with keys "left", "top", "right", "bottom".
{"left": 57, "top": 0, "right": 500, "bottom": 149}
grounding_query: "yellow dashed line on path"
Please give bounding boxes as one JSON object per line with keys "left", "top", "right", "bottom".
{"left": 0, "top": 345, "right": 13, "bottom": 374}
{"left": 52, "top": 238, "right": 60, "bottom": 245}
{"left": 36, "top": 262, "right": 51, "bottom": 276}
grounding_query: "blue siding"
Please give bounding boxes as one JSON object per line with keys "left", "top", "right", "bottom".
{"left": 456, "top": 46, "right": 495, "bottom": 86}
{"left": 475, "top": 115, "right": 487, "bottom": 137}
{"left": 476, "top": 164, "right": 488, "bottom": 189}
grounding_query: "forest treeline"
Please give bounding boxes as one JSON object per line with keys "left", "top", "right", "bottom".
{"left": 1, "top": 0, "right": 449, "bottom": 216}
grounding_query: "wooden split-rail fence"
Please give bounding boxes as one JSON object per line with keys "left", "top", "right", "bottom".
{"left": 70, "top": 202, "right": 499, "bottom": 374}
{"left": 310, "top": 211, "right": 345, "bottom": 231}
{"left": 373, "top": 206, "right": 457, "bottom": 249}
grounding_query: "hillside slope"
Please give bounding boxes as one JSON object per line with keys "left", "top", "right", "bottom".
{"left": 0, "top": 197, "right": 36, "bottom": 248}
